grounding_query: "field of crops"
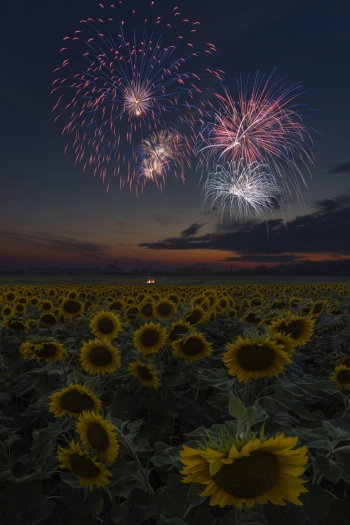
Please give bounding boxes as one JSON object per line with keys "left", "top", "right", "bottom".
{"left": 1, "top": 282, "right": 350, "bottom": 525}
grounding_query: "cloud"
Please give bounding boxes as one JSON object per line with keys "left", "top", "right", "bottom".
{"left": 0, "top": 229, "right": 110, "bottom": 261}
{"left": 328, "top": 160, "right": 350, "bottom": 175}
{"left": 181, "top": 222, "right": 207, "bottom": 238}
{"left": 221, "top": 255, "right": 299, "bottom": 263}
{"left": 139, "top": 191, "right": 350, "bottom": 257}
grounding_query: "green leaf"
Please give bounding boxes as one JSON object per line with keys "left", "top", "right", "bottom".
{"left": 158, "top": 519, "right": 186, "bottom": 525}
{"left": 229, "top": 392, "right": 246, "bottom": 420}
{"left": 299, "top": 484, "right": 332, "bottom": 525}
{"left": 314, "top": 455, "right": 350, "bottom": 483}
{"left": 264, "top": 501, "right": 308, "bottom": 525}
{"left": 148, "top": 473, "right": 189, "bottom": 518}
{"left": 187, "top": 505, "right": 213, "bottom": 525}
{"left": 30, "top": 496, "right": 55, "bottom": 524}
{"left": 126, "top": 419, "right": 143, "bottom": 433}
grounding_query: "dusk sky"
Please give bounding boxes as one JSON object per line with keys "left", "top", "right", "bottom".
{"left": 1, "top": 0, "right": 350, "bottom": 269}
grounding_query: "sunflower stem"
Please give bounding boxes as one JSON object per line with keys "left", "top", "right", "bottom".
{"left": 235, "top": 506, "right": 242, "bottom": 525}
{"left": 245, "top": 381, "right": 250, "bottom": 406}
{"left": 61, "top": 358, "right": 68, "bottom": 383}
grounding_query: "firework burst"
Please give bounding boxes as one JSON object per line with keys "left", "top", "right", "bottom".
{"left": 136, "top": 129, "right": 190, "bottom": 190}
{"left": 196, "top": 69, "right": 317, "bottom": 200}
{"left": 52, "top": 2, "right": 221, "bottom": 191}
{"left": 202, "top": 161, "right": 283, "bottom": 224}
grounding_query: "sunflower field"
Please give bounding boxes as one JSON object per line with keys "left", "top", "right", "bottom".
{"left": 0, "top": 282, "right": 350, "bottom": 525}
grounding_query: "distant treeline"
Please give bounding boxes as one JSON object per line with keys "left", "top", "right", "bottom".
{"left": 1, "top": 259, "right": 350, "bottom": 276}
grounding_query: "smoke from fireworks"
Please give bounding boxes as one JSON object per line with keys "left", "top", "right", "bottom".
{"left": 196, "top": 70, "right": 317, "bottom": 200}
{"left": 52, "top": 2, "right": 221, "bottom": 191}
{"left": 202, "top": 161, "right": 283, "bottom": 224}
{"left": 136, "top": 129, "right": 190, "bottom": 190}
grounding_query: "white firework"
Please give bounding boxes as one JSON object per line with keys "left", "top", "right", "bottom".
{"left": 202, "top": 161, "right": 283, "bottom": 224}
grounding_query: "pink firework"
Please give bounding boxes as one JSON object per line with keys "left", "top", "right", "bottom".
{"left": 196, "top": 69, "right": 317, "bottom": 198}
{"left": 51, "top": 2, "right": 222, "bottom": 192}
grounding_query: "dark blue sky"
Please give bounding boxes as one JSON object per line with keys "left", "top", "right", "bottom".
{"left": 1, "top": 0, "right": 349, "bottom": 268}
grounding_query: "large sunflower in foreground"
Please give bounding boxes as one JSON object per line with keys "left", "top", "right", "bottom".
{"left": 48, "top": 384, "right": 102, "bottom": 419}
{"left": 179, "top": 433, "right": 308, "bottom": 509}
{"left": 222, "top": 336, "right": 291, "bottom": 383}
{"left": 330, "top": 365, "right": 350, "bottom": 390}
{"left": 89, "top": 310, "right": 121, "bottom": 340}
{"left": 269, "top": 315, "right": 314, "bottom": 346}
{"left": 56, "top": 439, "right": 112, "bottom": 491}
{"left": 75, "top": 410, "right": 120, "bottom": 463}
{"left": 269, "top": 331, "right": 297, "bottom": 357}
{"left": 79, "top": 339, "right": 121, "bottom": 375}
{"left": 171, "top": 331, "right": 212, "bottom": 363}
{"left": 127, "top": 360, "right": 161, "bottom": 389}
{"left": 133, "top": 322, "right": 167, "bottom": 356}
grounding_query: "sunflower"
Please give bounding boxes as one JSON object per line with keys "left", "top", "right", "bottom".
{"left": 179, "top": 433, "right": 308, "bottom": 509}
{"left": 330, "top": 365, "right": 350, "bottom": 390}
{"left": 4, "top": 291, "right": 17, "bottom": 303}
{"left": 19, "top": 338, "right": 67, "bottom": 364}
{"left": 56, "top": 439, "right": 112, "bottom": 491}
{"left": 108, "top": 298, "right": 125, "bottom": 312}
{"left": 89, "top": 310, "right": 121, "bottom": 340}
{"left": 39, "top": 313, "right": 59, "bottom": 326}
{"left": 47, "top": 288, "right": 58, "bottom": 298}
{"left": 79, "top": 339, "right": 121, "bottom": 375}
{"left": 168, "top": 320, "right": 191, "bottom": 342}
{"left": 14, "top": 302, "right": 27, "bottom": 315}
{"left": 75, "top": 410, "right": 120, "bottom": 462}
{"left": 171, "top": 331, "right": 212, "bottom": 363}
{"left": 1, "top": 305, "right": 14, "bottom": 317}
{"left": 48, "top": 384, "right": 102, "bottom": 419}
{"left": 59, "top": 299, "right": 85, "bottom": 318}
{"left": 216, "top": 297, "right": 230, "bottom": 313}
{"left": 40, "top": 300, "right": 54, "bottom": 313}
{"left": 227, "top": 309, "right": 238, "bottom": 319}
{"left": 134, "top": 322, "right": 167, "bottom": 356}
{"left": 269, "top": 315, "right": 315, "bottom": 346}
{"left": 125, "top": 305, "right": 140, "bottom": 323}
{"left": 139, "top": 301, "right": 154, "bottom": 320}
{"left": 270, "top": 332, "right": 297, "bottom": 357}
{"left": 240, "top": 312, "right": 263, "bottom": 325}
{"left": 3, "top": 316, "right": 29, "bottom": 333}
{"left": 222, "top": 335, "right": 291, "bottom": 383}
{"left": 308, "top": 300, "right": 328, "bottom": 318}
{"left": 184, "top": 306, "right": 208, "bottom": 326}
{"left": 127, "top": 360, "right": 161, "bottom": 389}
{"left": 153, "top": 298, "right": 177, "bottom": 320}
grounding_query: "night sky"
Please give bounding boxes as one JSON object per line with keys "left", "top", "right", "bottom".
{"left": 1, "top": 0, "right": 350, "bottom": 270}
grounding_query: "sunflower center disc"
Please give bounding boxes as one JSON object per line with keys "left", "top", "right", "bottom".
{"left": 186, "top": 311, "right": 202, "bottom": 324}
{"left": 212, "top": 450, "right": 280, "bottom": 498}
{"left": 60, "top": 390, "right": 95, "bottom": 412}
{"left": 89, "top": 346, "right": 112, "bottom": 366}
{"left": 110, "top": 302, "right": 122, "bottom": 310}
{"left": 141, "top": 329, "right": 160, "bottom": 347}
{"left": 169, "top": 326, "right": 189, "bottom": 341}
{"left": 244, "top": 313, "right": 261, "bottom": 324}
{"left": 278, "top": 320, "right": 304, "bottom": 340}
{"left": 41, "top": 314, "right": 56, "bottom": 324}
{"left": 42, "top": 303, "right": 51, "bottom": 311}
{"left": 236, "top": 344, "right": 276, "bottom": 371}
{"left": 64, "top": 300, "right": 81, "bottom": 314}
{"left": 10, "top": 321, "right": 25, "bottom": 330}
{"left": 33, "top": 343, "right": 57, "bottom": 358}
{"left": 70, "top": 453, "right": 100, "bottom": 478}
{"left": 138, "top": 365, "right": 153, "bottom": 380}
{"left": 87, "top": 422, "right": 109, "bottom": 450}
{"left": 313, "top": 303, "right": 323, "bottom": 313}
{"left": 141, "top": 304, "right": 153, "bottom": 317}
{"left": 337, "top": 370, "right": 350, "bottom": 383}
{"left": 157, "top": 303, "right": 172, "bottom": 316}
{"left": 97, "top": 318, "right": 115, "bottom": 334}
{"left": 181, "top": 337, "right": 204, "bottom": 356}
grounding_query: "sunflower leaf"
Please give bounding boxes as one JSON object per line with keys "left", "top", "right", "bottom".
{"left": 229, "top": 392, "right": 246, "bottom": 420}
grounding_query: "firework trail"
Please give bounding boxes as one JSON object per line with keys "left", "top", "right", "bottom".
{"left": 202, "top": 161, "right": 283, "bottom": 224}
{"left": 52, "top": 2, "right": 222, "bottom": 191}
{"left": 196, "top": 69, "right": 317, "bottom": 200}
{"left": 136, "top": 129, "right": 190, "bottom": 190}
